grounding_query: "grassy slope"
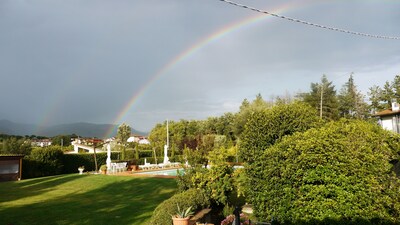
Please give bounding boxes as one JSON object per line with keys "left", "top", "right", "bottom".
{"left": 0, "top": 174, "right": 177, "bottom": 225}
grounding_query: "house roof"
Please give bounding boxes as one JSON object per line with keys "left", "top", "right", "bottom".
{"left": 0, "top": 154, "right": 24, "bottom": 157}
{"left": 375, "top": 109, "right": 400, "bottom": 117}
{"left": 0, "top": 154, "right": 24, "bottom": 160}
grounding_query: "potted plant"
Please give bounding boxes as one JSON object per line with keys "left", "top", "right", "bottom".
{"left": 100, "top": 165, "right": 107, "bottom": 174}
{"left": 172, "top": 204, "right": 194, "bottom": 225}
{"left": 78, "top": 166, "right": 85, "bottom": 175}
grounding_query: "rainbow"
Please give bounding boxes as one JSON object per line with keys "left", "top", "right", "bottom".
{"left": 103, "top": 0, "right": 313, "bottom": 138}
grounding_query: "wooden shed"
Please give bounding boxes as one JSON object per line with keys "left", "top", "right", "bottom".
{"left": 0, "top": 155, "right": 24, "bottom": 182}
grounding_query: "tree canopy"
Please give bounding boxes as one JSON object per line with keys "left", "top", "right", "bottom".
{"left": 300, "top": 75, "right": 339, "bottom": 121}
{"left": 117, "top": 123, "right": 131, "bottom": 159}
{"left": 338, "top": 74, "right": 368, "bottom": 119}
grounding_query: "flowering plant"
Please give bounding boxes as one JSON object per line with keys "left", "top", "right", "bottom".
{"left": 78, "top": 166, "right": 85, "bottom": 170}
{"left": 220, "top": 213, "right": 250, "bottom": 225}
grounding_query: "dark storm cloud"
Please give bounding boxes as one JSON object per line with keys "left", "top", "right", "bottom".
{"left": 1, "top": 0, "right": 399, "bottom": 131}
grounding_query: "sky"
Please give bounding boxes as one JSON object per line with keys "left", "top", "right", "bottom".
{"left": 1, "top": 0, "right": 399, "bottom": 133}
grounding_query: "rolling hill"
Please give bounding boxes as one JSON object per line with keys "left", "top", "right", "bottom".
{"left": 0, "top": 120, "right": 147, "bottom": 138}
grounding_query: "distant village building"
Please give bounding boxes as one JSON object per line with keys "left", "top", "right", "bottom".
{"left": 127, "top": 135, "right": 150, "bottom": 145}
{"left": 70, "top": 138, "right": 105, "bottom": 154}
{"left": 375, "top": 101, "right": 400, "bottom": 133}
{"left": 31, "top": 139, "right": 52, "bottom": 147}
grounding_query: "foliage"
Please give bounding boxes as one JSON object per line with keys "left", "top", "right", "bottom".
{"left": 249, "top": 119, "right": 400, "bottom": 224}
{"left": 62, "top": 152, "right": 120, "bottom": 174}
{"left": 231, "top": 167, "right": 247, "bottom": 198}
{"left": 367, "top": 75, "right": 400, "bottom": 113}
{"left": 240, "top": 101, "right": 321, "bottom": 163}
{"left": 368, "top": 85, "right": 384, "bottom": 114}
{"left": 1, "top": 137, "right": 32, "bottom": 155}
{"left": 338, "top": 73, "right": 369, "bottom": 119}
{"left": 149, "top": 120, "right": 203, "bottom": 158}
{"left": 27, "top": 146, "right": 64, "bottom": 177}
{"left": 176, "top": 164, "right": 235, "bottom": 205}
{"left": 299, "top": 74, "right": 339, "bottom": 120}
{"left": 208, "top": 146, "right": 232, "bottom": 165}
{"left": 100, "top": 164, "right": 107, "bottom": 171}
{"left": 22, "top": 152, "right": 121, "bottom": 179}
{"left": 234, "top": 94, "right": 272, "bottom": 138}
{"left": 117, "top": 123, "right": 131, "bottom": 159}
{"left": 149, "top": 188, "right": 211, "bottom": 225}
{"left": 51, "top": 135, "right": 73, "bottom": 146}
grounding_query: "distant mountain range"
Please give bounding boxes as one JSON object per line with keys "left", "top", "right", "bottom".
{"left": 0, "top": 120, "right": 147, "bottom": 138}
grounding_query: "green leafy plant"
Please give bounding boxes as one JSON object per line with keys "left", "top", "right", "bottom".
{"left": 173, "top": 204, "right": 194, "bottom": 218}
{"left": 100, "top": 164, "right": 107, "bottom": 171}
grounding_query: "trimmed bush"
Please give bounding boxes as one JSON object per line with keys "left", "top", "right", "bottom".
{"left": 22, "top": 151, "right": 121, "bottom": 178}
{"left": 249, "top": 119, "right": 400, "bottom": 224}
{"left": 22, "top": 158, "right": 43, "bottom": 179}
{"left": 139, "top": 150, "right": 153, "bottom": 158}
{"left": 62, "top": 152, "right": 120, "bottom": 173}
{"left": 149, "top": 188, "right": 211, "bottom": 225}
{"left": 26, "top": 146, "right": 64, "bottom": 177}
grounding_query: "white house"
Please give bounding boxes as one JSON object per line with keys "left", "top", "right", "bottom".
{"left": 375, "top": 101, "right": 400, "bottom": 133}
{"left": 138, "top": 138, "right": 150, "bottom": 145}
{"left": 127, "top": 135, "right": 150, "bottom": 145}
{"left": 31, "top": 139, "right": 52, "bottom": 147}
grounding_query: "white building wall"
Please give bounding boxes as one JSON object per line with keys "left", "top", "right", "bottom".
{"left": 381, "top": 117, "right": 394, "bottom": 132}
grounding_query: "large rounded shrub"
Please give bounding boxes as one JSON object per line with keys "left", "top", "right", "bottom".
{"left": 149, "top": 188, "right": 211, "bottom": 225}
{"left": 251, "top": 119, "right": 400, "bottom": 224}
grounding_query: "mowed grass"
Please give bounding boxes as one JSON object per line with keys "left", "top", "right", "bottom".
{"left": 0, "top": 174, "right": 177, "bottom": 225}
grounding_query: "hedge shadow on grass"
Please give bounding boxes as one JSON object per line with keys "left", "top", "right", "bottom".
{"left": 0, "top": 174, "right": 86, "bottom": 204}
{"left": 0, "top": 175, "right": 177, "bottom": 225}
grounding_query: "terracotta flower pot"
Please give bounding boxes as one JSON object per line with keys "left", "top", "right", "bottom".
{"left": 172, "top": 217, "right": 190, "bottom": 225}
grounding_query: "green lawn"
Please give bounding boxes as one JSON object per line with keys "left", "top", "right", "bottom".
{"left": 0, "top": 174, "right": 177, "bottom": 225}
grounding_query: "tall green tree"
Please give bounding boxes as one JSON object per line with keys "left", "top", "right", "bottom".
{"left": 51, "top": 135, "right": 72, "bottom": 147}
{"left": 300, "top": 75, "right": 339, "bottom": 120}
{"left": 368, "top": 85, "right": 384, "bottom": 114}
{"left": 367, "top": 75, "right": 400, "bottom": 113}
{"left": 392, "top": 75, "right": 400, "bottom": 99}
{"left": 117, "top": 123, "right": 131, "bottom": 160}
{"left": 381, "top": 81, "right": 394, "bottom": 109}
{"left": 338, "top": 74, "right": 369, "bottom": 119}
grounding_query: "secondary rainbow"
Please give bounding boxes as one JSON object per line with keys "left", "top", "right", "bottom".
{"left": 104, "top": 0, "right": 311, "bottom": 138}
